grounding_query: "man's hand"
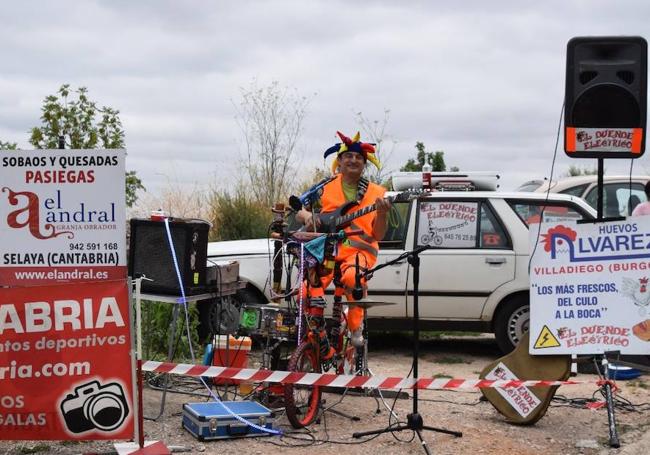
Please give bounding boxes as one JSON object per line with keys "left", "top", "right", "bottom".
{"left": 375, "top": 197, "right": 391, "bottom": 216}
{"left": 297, "top": 209, "right": 321, "bottom": 231}
{"left": 372, "top": 196, "right": 391, "bottom": 240}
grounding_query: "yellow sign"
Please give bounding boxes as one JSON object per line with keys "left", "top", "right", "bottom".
{"left": 533, "top": 325, "right": 561, "bottom": 349}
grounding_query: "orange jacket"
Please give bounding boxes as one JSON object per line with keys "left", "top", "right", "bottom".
{"left": 320, "top": 174, "right": 386, "bottom": 262}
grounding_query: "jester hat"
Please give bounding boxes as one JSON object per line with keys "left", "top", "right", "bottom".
{"left": 323, "top": 131, "right": 381, "bottom": 173}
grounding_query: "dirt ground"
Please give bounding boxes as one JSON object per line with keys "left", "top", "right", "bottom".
{"left": 2, "top": 334, "right": 650, "bottom": 455}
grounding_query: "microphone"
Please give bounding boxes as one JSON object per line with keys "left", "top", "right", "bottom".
{"left": 294, "top": 177, "right": 332, "bottom": 210}
{"left": 289, "top": 195, "right": 302, "bottom": 212}
{"left": 352, "top": 253, "right": 364, "bottom": 300}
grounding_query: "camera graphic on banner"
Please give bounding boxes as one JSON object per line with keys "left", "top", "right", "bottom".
{"left": 60, "top": 380, "right": 130, "bottom": 434}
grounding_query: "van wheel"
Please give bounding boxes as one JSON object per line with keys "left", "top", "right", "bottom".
{"left": 494, "top": 297, "right": 529, "bottom": 354}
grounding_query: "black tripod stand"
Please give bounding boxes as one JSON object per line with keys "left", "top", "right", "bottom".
{"left": 352, "top": 245, "right": 462, "bottom": 454}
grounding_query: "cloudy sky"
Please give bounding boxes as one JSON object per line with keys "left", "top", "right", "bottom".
{"left": 2, "top": 1, "right": 649, "bottom": 201}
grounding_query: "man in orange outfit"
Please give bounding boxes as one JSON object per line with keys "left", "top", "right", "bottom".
{"left": 297, "top": 131, "right": 390, "bottom": 357}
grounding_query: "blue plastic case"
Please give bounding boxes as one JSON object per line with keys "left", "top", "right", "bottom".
{"left": 182, "top": 401, "right": 275, "bottom": 441}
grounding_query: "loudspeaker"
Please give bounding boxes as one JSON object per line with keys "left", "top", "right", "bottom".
{"left": 128, "top": 218, "right": 210, "bottom": 295}
{"left": 565, "top": 36, "right": 647, "bottom": 158}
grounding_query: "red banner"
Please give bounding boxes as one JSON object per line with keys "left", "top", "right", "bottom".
{"left": 0, "top": 280, "right": 134, "bottom": 440}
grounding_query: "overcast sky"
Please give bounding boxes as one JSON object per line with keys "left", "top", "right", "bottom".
{"left": 2, "top": 1, "right": 650, "bottom": 200}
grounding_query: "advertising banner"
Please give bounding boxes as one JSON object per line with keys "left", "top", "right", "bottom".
{"left": 529, "top": 217, "right": 650, "bottom": 355}
{"left": 417, "top": 201, "right": 478, "bottom": 247}
{"left": 0, "top": 150, "right": 127, "bottom": 286}
{"left": 0, "top": 280, "right": 134, "bottom": 440}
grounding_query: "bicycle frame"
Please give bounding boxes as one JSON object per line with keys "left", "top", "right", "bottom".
{"left": 282, "top": 230, "right": 364, "bottom": 428}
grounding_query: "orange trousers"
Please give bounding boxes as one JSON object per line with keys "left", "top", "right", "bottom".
{"left": 304, "top": 252, "right": 373, "bottom": 332}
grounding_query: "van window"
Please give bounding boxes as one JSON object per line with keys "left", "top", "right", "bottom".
{"left": 558, "top": 183, "right": 589, "bottom": 198}
{"left": 416, "top": 200, "right": 479, "bottom": 248}
{"left": 414, "top": 200, "right": 510, "bottom": 249}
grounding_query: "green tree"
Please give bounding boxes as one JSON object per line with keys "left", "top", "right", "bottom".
{"left": 0, "top": 140, "right": 17, "bottom": 150}
{"left": 400, "top": 142, "right": 447, "bottom": 172}
{"left": 566, "top": 165, "right": 598, "bottom": 177}
{"left": 125, "top": 171, "right": 145, "bottom": 208}
{"left": 29, "top": 84, "right": 144, "bottom": 206}
{"left": 431, "top": 150, "right": 446, "bottom": 172}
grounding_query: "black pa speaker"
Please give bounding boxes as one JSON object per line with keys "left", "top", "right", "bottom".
{"left": 565, "top": 36, "right": 647, "bottom": 158}
{"left": 128, "top": 218, "right": 210, "bottom": 295}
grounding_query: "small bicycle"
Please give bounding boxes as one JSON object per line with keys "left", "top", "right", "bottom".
{"left": 277, "top": 229, "right": 367, "bottom": 429}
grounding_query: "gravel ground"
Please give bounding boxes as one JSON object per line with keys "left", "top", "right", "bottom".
{"left": 2, "top": 334, "right": 650, "bottom": 455}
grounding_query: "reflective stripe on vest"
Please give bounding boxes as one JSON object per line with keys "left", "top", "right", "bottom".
{"left": 349, "top": 221, "right": 376, "bottom": 244}
{"left": 345, "top": 239, "right": 378, "bottom": 257}
{"left": 341, "top": 221, "right": 379, "bottom": 257}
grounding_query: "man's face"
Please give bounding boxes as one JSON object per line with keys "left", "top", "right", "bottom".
{"left": 338, "top": 151, "right": 365, "bottom": 178}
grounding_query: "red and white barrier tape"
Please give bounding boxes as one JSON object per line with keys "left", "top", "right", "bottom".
{"left": 142, "top": 361, "right": 588, "bottom": 390}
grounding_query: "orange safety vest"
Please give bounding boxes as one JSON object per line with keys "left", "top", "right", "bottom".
{"left": 320, "top": 174, "right": 386, "bottom": 262}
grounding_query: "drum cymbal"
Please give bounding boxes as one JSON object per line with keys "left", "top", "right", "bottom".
{"left": 346, "top": 299, "right": 396, "bottom": 309}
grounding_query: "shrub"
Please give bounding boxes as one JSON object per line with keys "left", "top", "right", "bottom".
{"left": 206, "top": 187, "right": 272, "bottom": 241}
{"left": 142, "top": 301, "right": 200, "bottom": 361}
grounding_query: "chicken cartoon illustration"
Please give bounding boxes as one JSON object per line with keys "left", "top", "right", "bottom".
{"left": 621, "top": 277, "right": 650, "bottom": 316}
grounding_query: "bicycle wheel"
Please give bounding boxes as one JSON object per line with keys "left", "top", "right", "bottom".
{"left": 284, "top": 341, "right": 322, "bottom": 428}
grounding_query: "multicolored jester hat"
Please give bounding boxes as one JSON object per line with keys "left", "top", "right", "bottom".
{"left": 323, "top": 131, "right": 381, "bottom": 173}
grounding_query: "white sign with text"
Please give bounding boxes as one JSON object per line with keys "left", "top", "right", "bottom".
{"left": 417, "top": 201, "right": 478, "bottom": 247}
{"left": 0, "top": 149, "right": 126, "bottom": 286}
{"left": 529, "top": 217, "right": 650, "bottom": 355}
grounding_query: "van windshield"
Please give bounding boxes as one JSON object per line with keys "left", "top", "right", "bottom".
{"left": 515, "top": 181, "right": 544, "bottom": 192}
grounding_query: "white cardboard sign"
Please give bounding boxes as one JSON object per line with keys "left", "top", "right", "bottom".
{"left": 484, "top": 362, "right": 542, "bottom": 418}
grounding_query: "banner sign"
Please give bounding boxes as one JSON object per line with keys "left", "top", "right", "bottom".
{"left": 0, "top": 149, "right": 127, "bottom": 286}
{"left": 565, "top": 127, "right": 643, "bottom": 154}
{"left": 529, "top": 217, "right": 650, "bottom": 355}
{"left": 417, "top": 201, "right": 478, "bottom": 247}
{"left": 0, "top": 280, "right": 134, "bottom": 440}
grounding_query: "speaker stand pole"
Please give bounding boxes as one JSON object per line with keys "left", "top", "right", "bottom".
{"left": 600, "top": 354, "right": 620, "bottom": 448}
{"left": 352, "top": 247, "right": 462, "bottom": 454}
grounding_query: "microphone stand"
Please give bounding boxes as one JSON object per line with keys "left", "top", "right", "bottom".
{"left": 352, "top": 244, "right": 462, "bottom": 454}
